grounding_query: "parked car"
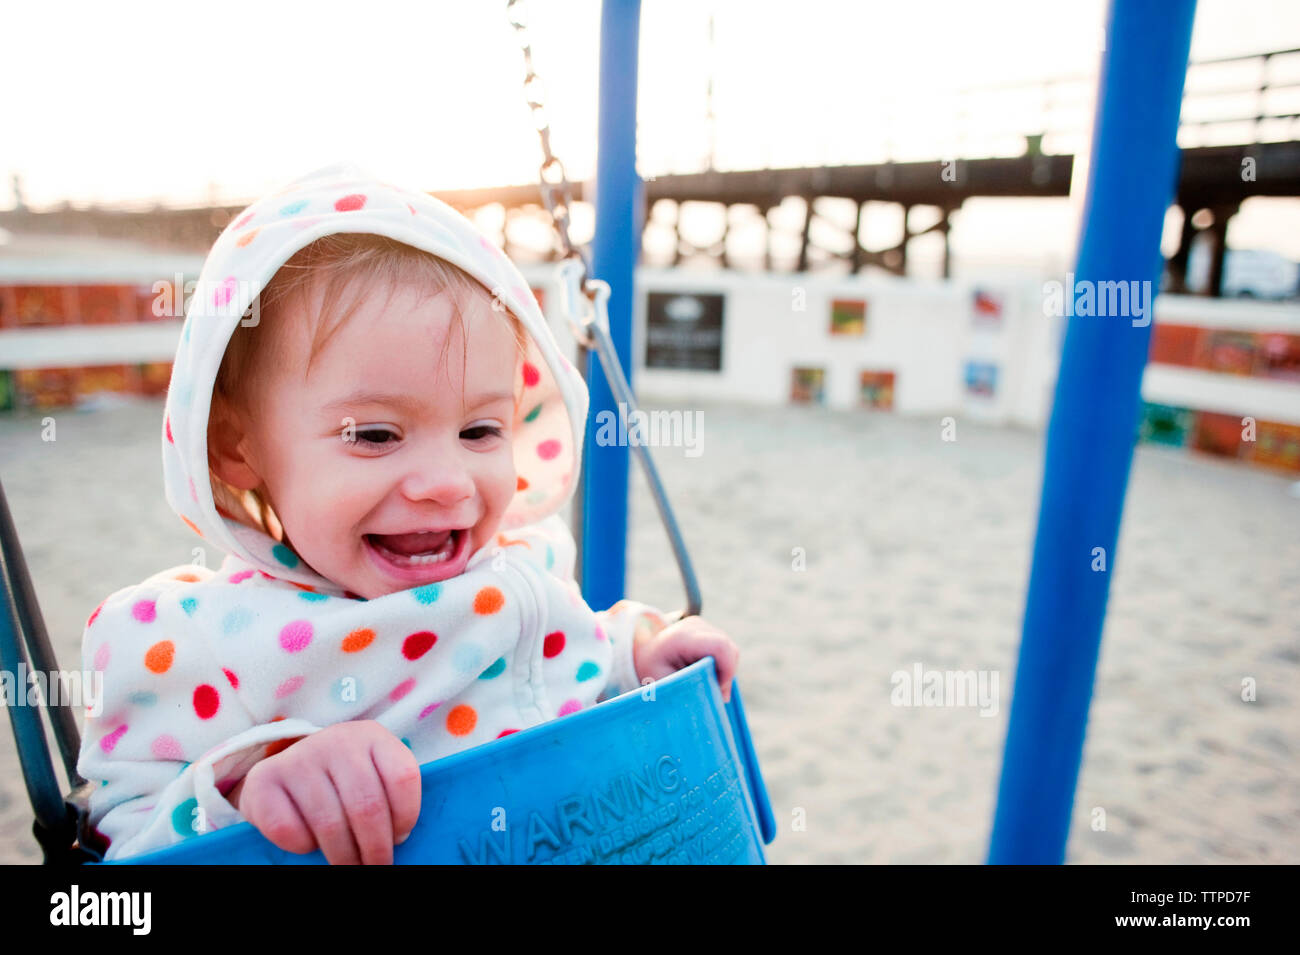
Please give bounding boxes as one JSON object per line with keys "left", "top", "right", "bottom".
{"left": 1183, "top": 241, "right": 1300, "bottom": 299}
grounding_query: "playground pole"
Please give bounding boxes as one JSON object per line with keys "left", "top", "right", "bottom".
{"left": 580, "top": 0, "right": 641, "bottom": 611}
{"left": 988, "top": 0, "right": 1197, "bottom": 864}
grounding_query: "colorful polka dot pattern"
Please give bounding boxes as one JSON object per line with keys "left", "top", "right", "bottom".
{"left": 192, "top": 685, "right": 219, "bottom": 719}
{"left": 446, "top": 704, "right": 476, "bottom": 736}
{"left": 278, "top": 620, "right": 312, "bottom": 652}
{"left": 402, "top": 631, "right": 437, "bottom": 660}
{"left": 78, "top": 544, "right": 641, "bottom": 860}
{"left": 275, "top": 676, "right": 303, "bottom": 699}
{"left": 342, "top": 628, "right": 374, "bottom": 653}
{"left": 152, "top": 735, "right": 183, "bottom": 760}
{"left": 473, "top": 587, "right": 505, "bottom": 615}
{"left": 144, "top": 641, "right": 173, "bottom": 674}
{"left": 172, "top": 798, "right": 199, "bottom": 837}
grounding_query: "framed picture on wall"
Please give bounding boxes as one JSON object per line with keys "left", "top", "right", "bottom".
{"left": 1148, "top": 322, "right": 1203, "bottom": 367}
{"left": 75, "top": 286, "right": 134, "bottom": 325}
{"left": 1192, "top": 411, "right": 1246, "bottom": 459}
{"left": 1252, "top": 421, "right": 1300, "bottom": 473}
{"left": 11, "top": 285, "right": 70, "bottom": 327}
{"left": 830, "top": 298, "right": 867, "bottom": 336}
{"left": 1200, "top": 330, "right": 1257, "bottom": 376}
{"left": 790, "top": 367, "right": 826, "bottom": 405}
{"left": 646, "top": 291, "right": 725, "bottom": 371}
{"left": 1138, "top": 402, "right": 1193, "bottom": 447}
{"left": 859, "top": 370, "right": 895, "bottom": 409}
{"left": 1257, "top": 333, "right": 1300, "bottom": 382}
{"left": 964, "top": 360, "right": 998, "bottom": 398}
{"left": 972, "top": 288, "right": 1003, "bottom": 327}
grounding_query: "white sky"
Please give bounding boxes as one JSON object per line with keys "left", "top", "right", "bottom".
{"left": 2, "top": 0, "right": 1298, "bottom": 268}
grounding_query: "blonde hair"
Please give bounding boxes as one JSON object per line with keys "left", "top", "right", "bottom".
{"left": 209, "top": 233, "right": 531, "bottom": 538}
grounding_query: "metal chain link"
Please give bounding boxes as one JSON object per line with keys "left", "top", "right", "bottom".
{"left": 503, "top": 3, "right": 703, "bottom": 620}
{"left": 506, "top": 0, "right": 592, "bottom": 291}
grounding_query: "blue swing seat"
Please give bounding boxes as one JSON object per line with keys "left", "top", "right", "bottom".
{"left": 103, "top": 657, "right": 775, "bottom": 865}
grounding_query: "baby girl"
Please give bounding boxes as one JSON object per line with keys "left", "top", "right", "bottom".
{"left": 75, "top": 163, "right": 739, "bottom": 864}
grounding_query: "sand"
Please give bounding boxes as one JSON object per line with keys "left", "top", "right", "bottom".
{"left": 1, "top": 396, "right": 1296, "bottom": 864}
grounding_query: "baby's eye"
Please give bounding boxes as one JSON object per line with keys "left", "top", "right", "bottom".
{"left": 351, "top": 427, "right": 399, "bottom": 448}
{"left": 462, "top": 425, "right": 504, "bottom": 442}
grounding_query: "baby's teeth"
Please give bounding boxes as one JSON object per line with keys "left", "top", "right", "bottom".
{"left": 407, "top": 550, "right": 448, "bottom": 564}
{"left": 386, "top": 533, "right": 456, "bottom": 565}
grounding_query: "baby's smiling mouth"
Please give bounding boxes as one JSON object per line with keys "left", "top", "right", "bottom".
{"left": 365, "top": 529, "right": 461, "bottom": 565}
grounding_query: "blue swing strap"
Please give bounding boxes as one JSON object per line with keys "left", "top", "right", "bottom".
{"left": 0, "top": 475, "right": 100, "bottom": 862}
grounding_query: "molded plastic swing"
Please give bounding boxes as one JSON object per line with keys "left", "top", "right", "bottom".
{"left": 0, "top": 259, "right": 776, "bottom": 865}
{"left": 109, "top": 658, "right": 770, "bottom": 865}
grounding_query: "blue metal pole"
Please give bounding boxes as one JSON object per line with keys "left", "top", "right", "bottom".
{"left": 988, "top": 0, "right": 1197, "bottom": 864}
{"left": 581, "top": 0, "right": 640, "bottom": 611}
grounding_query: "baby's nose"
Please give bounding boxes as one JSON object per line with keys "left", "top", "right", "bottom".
{"left": 399, "top": 459, "right": 475, "bottom": 505}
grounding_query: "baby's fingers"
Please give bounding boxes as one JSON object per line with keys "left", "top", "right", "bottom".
{"left": 371, "top": 736, "right": 423, "bottom": 845}
{"left": 714, "top": 640, "right": 741, "bottom": 703}
{"left": 331, "top": 756, "right": 397, "bottom": 866}
{"left": 670, "top": 631, "right": 740, "bottom": 702}
{"left": 244, "top": 781, "right": 316, "bottom": 856}
{"left": 290, "top": 771, "right": 362, "bottom": 866}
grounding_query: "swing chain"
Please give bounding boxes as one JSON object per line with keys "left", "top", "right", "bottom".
{"left": 506, "top": 0, "right": 593, "bottom": 293}
{"left": 555, "top": 257, "right": 602, "bottom": 350}
{"left": 504, "top": 2, "right": 703, "bottom": 622}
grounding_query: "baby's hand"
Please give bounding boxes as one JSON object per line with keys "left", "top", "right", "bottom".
{"left": 227, "top": 720, "right": 422, "bottom": 865}
{"left": 633, "top": 615, "right": 741, "bottom": 702}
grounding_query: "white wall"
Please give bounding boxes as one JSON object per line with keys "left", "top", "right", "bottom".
{"left": 525, "top": 264, "right": 1064, "bottom": 427}
{"left": 523, "top": 265, "right": 1300, "bottom": 429}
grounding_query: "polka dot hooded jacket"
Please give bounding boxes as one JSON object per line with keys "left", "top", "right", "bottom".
{"left": 75, "top": 164, "right": 668, "bottom": 861}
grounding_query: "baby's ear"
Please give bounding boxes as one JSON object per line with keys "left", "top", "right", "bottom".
{"left": 207, "top": 402, "right": 263, "bottom": 491}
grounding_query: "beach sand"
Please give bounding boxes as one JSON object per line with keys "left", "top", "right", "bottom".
{"left": 1, "top": 397, "right": 1296, "bottom": 864}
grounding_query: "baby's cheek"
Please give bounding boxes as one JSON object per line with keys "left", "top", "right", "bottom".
{"left": 490, "top": 445, "right": 517, "bottom": 516}
{"left": 285, "top": 462, "right": 373, "bottom": 551}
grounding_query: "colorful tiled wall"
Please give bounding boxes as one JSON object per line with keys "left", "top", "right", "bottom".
{"left": 0, "top": 282, "right": 177, "bottom": 411}
{"left": 1140, "top": 322, "right": 1300, "bottom": 474}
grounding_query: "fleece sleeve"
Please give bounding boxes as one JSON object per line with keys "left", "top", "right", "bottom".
{"left": 496, "top": 514, "right": 673, "bottom": 703}
{"left": 76, "top": 580, "right": 326, "bottom": 862}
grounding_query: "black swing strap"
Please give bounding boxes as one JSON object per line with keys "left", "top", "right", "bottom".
{"left": 0, "top": 475, "right": 90, "bottom": 858}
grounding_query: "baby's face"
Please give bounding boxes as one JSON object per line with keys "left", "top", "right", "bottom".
{"left": 237, "top": 274, "right": 519, "bottom": 600}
